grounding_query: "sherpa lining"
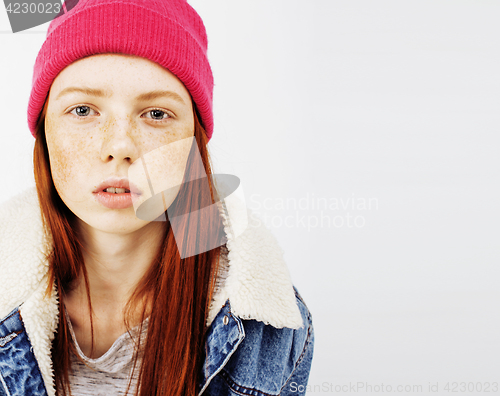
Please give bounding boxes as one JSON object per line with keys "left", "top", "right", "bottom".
{"left": 0, "top": 188, "right": 59, "bottom": 396}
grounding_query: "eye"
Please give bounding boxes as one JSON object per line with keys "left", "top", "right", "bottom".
{"left": 69, "top": 106, "right": 98, "bottom": 118}
{"left": 143, "top": 109, "right": 171, "bottom": 122}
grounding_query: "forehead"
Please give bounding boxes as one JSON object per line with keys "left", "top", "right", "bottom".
{"left": 48, "top": 53, "right": 191, "bottom": 104}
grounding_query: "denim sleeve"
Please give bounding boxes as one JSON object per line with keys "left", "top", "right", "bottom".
{"left": 280, "top": 287, "right": 315, "bottom": 396}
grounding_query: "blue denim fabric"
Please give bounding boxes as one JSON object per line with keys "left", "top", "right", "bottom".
{"left": 200, "top": 286, "right": 314, "bottom": 395}
{"left": 0, "top": 287, "right": 313, "bottom": 396}
{"left": 0, "top": 307, "right": 47, "bottom": 396}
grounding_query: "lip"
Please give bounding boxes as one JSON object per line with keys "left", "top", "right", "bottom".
{"left": 93, "top": 177, "right": 142, "bottom": 210}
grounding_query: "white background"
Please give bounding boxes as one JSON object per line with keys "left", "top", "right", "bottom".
{"left": 1, "top": 1, "right": 500, "bottom": 395}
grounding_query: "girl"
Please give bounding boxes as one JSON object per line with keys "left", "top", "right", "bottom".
{"left": 0, "top": 0, "right": 314, "bottom": 395}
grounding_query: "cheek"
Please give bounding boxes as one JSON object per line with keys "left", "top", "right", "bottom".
{"left": 129, "top": 125, "right": 195, "bottom": 220}
{"left": 156, "top": 120, "right": 194, "bottom": 145}
{"left": 46, "top": 127, "right": 95, "bottom": 195}
{"left": 140, "top": 120, "right": 194, "bottom": 157}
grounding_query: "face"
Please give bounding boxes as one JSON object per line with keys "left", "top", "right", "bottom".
{"left": 44, "top": 53, "right": 195, "bottom": 235}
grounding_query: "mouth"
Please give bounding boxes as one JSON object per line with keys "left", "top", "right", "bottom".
{"left": 102, "top": 187, "right": 131, "bottom": 194}
{"left": 93, "top": 178, "right": 142, "bottom": 196}
{"left": 92, "top": 178, "right": 143, "bottom": 209}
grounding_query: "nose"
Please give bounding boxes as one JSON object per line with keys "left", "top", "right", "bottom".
{"left": 100, "top": 113, "right": 140, "bottom": 164}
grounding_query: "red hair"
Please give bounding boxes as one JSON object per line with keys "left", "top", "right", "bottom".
{"left": 33, "top": 99, "right": 225, "bottom": 395}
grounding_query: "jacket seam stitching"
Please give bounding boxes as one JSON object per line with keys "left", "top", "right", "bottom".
{"left": 293, "top": 287, "right": 311, "bottom": 313}
{"left": 220, "top": 369, "right": 277, "bottom": 396}
{"left": 280, "top": 309, "right": 313, "bottom": 393}
{"left": 0, "top": 330, "right": 23, "bottom": 347}
{"left": 199, "top": 300, "right": 245, "bottom": 396}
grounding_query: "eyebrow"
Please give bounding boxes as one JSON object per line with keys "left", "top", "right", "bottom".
{"left": 56, "top": 87, "right": 110, "bottom": 100}
{"left": 56, "top": 87, "right": 186, "bottom": 104}
{"left": 136, "top": 90, "right": 185, "bottom": 104}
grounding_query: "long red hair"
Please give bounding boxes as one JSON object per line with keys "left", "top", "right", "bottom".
{"left": 33, "top": 98, "right": 225, "bottom": 395}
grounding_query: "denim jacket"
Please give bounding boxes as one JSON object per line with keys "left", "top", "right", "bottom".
{"left": 0, "top": 187, "right": 314, "bottom": 396}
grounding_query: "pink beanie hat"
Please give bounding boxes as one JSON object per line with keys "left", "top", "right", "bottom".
{"left": 27, "top": 0, "right": 214, "bottom": 141}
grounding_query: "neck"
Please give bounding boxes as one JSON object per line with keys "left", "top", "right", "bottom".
{"left": 69, "top": 219, "right": 166, "bottom": 314}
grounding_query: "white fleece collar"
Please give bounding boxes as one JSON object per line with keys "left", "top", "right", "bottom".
{"left": 0, "top": 185, "right": 302, "bottom": 396}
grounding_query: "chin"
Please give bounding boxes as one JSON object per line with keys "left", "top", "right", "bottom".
{"left": 74, "top": 212, "right": 148, "bottom": 236}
